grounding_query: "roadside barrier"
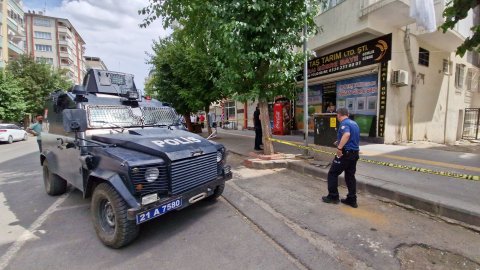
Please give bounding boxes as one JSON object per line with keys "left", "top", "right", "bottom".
{"left": 268, "top": 137, "right": 480, "bottom": 181}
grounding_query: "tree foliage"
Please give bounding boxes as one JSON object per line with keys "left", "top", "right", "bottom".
{"left": 6, "top": 55, "right": 72, "bottom": 115}
{"left": 440, "top": 0, "right": 480, "bottom": 56}
{"left": 141, "top": 0, "right": 319, "bottom": 154}
{"left": 145, "top": 30, "right": 227, "bottom": 131}
{"left": 0, "top": 71, "right": 26, "bottom": 122}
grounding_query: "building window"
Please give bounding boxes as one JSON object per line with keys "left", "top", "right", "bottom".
{"left": 8, "top": 10, "right": 24, "bottom": 25}
{"left": 455, "top": 64, "right": 465, "bottom": 89}
{"left": 442, "top": 59, "right": 451, "bottom": 74}
{"left": 319, "top": 0, "right": 346, "bottom": 13}
{"left": 34, "top": 18, "right": 51, "bottom": 27}
{"left": 36, "top": 57, "right": 53, "bottom": 65}
{"left": 418, "top": 48, "right": 429, "bottom": 67}
{"left": 466, "top": 69, "right": 473, "bottom": 91}
{"left": 35, "top": 44, "right": 53, "bottom": 52}
{"left": 34, "top": 31, "right": 52, "bottom": 40}
{"left": 225, "top": 101, "right": 236, "bottom": 120}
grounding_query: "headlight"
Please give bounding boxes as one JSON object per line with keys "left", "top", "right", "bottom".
{"left": 216, "top": 150, "right": 223, "bottom": 163}
{"left": 145, "top": 167, "right": 159, "bottom": 182}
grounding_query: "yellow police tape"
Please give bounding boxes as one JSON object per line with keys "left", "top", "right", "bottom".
{"left": 268, "top": 138, "right": 480, "bottom": 181}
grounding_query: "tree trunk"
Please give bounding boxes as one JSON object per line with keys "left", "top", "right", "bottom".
{"left": 205, "top": 105, "right": 212, "bottom": 135}
{"left": 259, "top": 101, "right": 274, "bottom": 155}
{"left": 184, "top": 112, "right": 193, "bottom": 132}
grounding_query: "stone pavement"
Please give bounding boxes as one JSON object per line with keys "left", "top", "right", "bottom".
{"left": 206, "top": 128, "right": 480, "bottom": 229}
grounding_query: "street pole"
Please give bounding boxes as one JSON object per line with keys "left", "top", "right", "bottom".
{"left": 303, "top": 24, "right": 309, "bottom": 156}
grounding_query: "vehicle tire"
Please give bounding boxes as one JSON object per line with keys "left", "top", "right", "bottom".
{"left": 206, "top": 184, "right": 225, "bottom": 201}
{"left": 43, "top": 160, "right": 67, "bottom": 196}
{"left": 7, "top": 136, "right": 13, "bottom": 144}
{"left": 23, "top": 133, "right": 28, "bottom": 141}
{"left": 91, "top": 183, "right": 139, "bottom": 248}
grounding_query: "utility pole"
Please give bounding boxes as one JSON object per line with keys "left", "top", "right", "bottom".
{"left": 303, "top": 1, "right": 309, "bottom": 157}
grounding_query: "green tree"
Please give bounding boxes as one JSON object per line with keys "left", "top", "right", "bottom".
{"left": 141, "top": 0, "right": 319, "bottom": 154}
{"left": 440, "top": 0, "right": 479, "bottom": 56}
{"left": 146, "top": 31, "right": 226, "bottom": 133}
{"left": 6, "top": 55, "right": 72, "bottom": 115}
{"left": 0, "top": 71, "right": 26, "bottom": 122}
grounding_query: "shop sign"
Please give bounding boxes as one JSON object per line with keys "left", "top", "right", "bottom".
{"left": 299, "top": 34, "right": 392, "bottom": 80}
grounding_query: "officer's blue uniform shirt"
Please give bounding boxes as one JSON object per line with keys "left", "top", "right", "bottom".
{"left": 337, "top": 118, "right": 360, "bottom": 151}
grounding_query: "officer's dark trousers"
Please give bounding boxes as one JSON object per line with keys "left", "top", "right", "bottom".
{"left": 254, "top": 127, "right": 262, "bottom": 149}
{"left": 327, "top": 150, "right": 359, "bottom": 200}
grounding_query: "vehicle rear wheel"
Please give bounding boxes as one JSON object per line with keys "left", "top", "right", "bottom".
{"left": 91, "top": 183, "right": 139, "bottom": 248}
{"left": 43, "top": 160, "right": 67, "bottom": 196}
{"left": 7, "top": 136, "right": 13, "bottom": 144}
{"left": 206, "top": 184, "right": 225, "bottom": 201}
{"left": 23, "top": 133, "right": 28, "bottom": 141}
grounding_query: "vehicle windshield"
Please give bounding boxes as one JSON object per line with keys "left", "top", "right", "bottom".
{"left": 87, "top": 105, "right": 179, "bottom": 128}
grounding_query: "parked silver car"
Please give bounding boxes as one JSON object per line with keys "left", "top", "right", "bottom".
{"left": 0, "top": 124, "right": 28, "bottom": 144}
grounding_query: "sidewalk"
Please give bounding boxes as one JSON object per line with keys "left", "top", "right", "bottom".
{"left": 210, "top": 128, "right": 480, "bottom": 228}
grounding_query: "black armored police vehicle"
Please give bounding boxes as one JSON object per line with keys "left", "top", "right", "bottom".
{"left": 40, "top": 69, "right": 232, "bottom": 248}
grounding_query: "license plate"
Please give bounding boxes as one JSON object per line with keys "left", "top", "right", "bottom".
{"left": 136, "top": 198, "right": 183, "bottom": 224}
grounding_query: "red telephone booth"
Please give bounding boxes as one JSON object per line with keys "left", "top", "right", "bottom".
{"left": 273, "top": 102, "right": 284, "bottom": 135}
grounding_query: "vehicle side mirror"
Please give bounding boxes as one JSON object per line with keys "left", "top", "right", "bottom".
{"left": 63, "top": 109, "right": 88, "bottom": 133}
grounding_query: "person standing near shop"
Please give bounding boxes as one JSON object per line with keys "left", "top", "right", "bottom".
{"left": 253, "top": 106, "right": 263, "bottom": 150}
{"left": 326, "top": 102, "right": 336, "bottom": 113}
{"left": 322, "top": 108, "right": 360, "bottom": 208}
{"left": 27, "top": 115, "right": 44, "bottom": 152}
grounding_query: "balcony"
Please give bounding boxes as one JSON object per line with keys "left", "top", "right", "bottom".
{"left": 360, "top": 0, "right": 414, "bottom": 27}
{"left": 8, "top": 40, "right": 24, "bottom": 55}
{"left": 8, "top": 0, "right": 23, "bottom": 15}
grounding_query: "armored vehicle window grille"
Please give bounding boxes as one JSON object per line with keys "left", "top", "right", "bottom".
{"left": 170, "top": 153, "right": 217, "bottom": 195}
{"left": 110, "top": 73, "right": 126, "bottom": 85}
{"left": 87, "top": 105, "right": 142, "bottom": 128}
{"left": 142, "top": 107, "right": 179, "bottom": 126}
{"left": 130, "top": 165, "right": 169, "bottom": 195}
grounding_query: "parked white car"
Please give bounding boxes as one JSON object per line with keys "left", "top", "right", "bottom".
{"left": 0, "top": 124, "right": 28, "bottom": 144}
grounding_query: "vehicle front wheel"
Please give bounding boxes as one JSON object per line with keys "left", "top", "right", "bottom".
{"left": 7, "top": 136, "right": 13, "bottom": 144}
{"left": 206, "top": 184, "right": 225, "bottom": 202}
{"left": 91, "top": 183, "right": 139, "bottom": 248}
{"left": 43, "top": 160, "right": 67, "bottom": 196}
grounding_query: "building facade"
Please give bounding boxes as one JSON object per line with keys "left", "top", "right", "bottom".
{"left": 84, "top": 56, "right": 107, "bottom": 71}
{"left": 0, "top": 0, "right": 25, "bottom": 67}
{"left": 298, "top": 0, "right": 480, "bottom": 144}
{"left": 24, "top": 12, "right": 86, "bottom": 84}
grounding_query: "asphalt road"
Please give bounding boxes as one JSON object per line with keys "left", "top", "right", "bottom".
{"left": 1, "top": 139, "right": 479, "bottom": 270}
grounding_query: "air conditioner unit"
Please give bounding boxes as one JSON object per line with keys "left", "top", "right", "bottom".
{"left": 391, "top": 70, "right": 409, "bottom": 86}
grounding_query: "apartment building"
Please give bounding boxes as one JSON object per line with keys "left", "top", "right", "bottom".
{"left": 0, "top": 0, "right": 25, "bottom": 67}
{"left": 84, "top": 56, "right": 108, "bottom": 71}
{"left": 219, "top": 0, "right": 479, "bottom": 144}
{"left": 24, "top": 11, "right": 86, "bottom": 84}
{"left": 296, "top": 0, "right": 480, "bottom": 144}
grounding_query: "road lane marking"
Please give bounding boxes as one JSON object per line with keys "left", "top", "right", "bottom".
{"left": 0, "top": 192, "right": 70, "bottom": 270}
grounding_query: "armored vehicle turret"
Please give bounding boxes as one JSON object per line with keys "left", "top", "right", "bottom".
{"left": 40, "top": 69, "right": 231, "bottom": 248}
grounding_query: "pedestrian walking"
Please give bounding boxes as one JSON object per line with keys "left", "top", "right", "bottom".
{"left": 199, "top": 113, "right": 205, "bottom": 128}
{"left": 254, "top": 106, "right": 263, "bottom": 150}
{"left": 322, "top": 108, "right": 360, "bottom": 208}
{"left": 27, "top": 114, "right": 44, "bottom": 152}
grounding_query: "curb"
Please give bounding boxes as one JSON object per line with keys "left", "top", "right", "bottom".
{"left": 229, "top": 150, "right": 480, "bottom": 229}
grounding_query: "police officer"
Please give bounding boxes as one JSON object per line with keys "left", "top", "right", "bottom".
{"left": 254, "top": 106, "right": 263, "bottom": 150}
{"left": 322, "top": 107, "right": 360, "bottom": 208}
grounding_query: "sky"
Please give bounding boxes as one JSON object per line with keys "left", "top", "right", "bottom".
{"left": 23, "top": 0, "right": 171, "bottom": 89}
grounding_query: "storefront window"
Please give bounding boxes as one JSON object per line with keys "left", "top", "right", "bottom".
{"left": 336, "top": 74, "right": 378, "bottom": 137}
